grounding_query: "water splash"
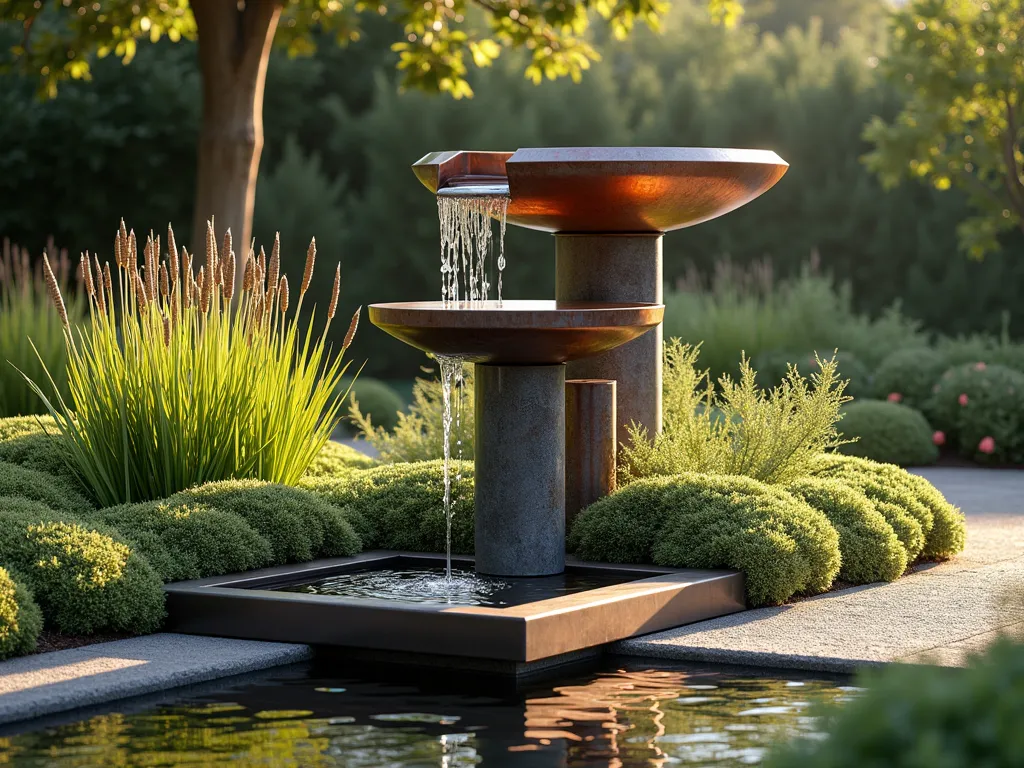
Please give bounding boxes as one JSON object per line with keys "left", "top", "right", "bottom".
{"left": 438, "top": 194, "right": 510, "bottom": 306}
{"left": 438, "top": 354, "right": 466, "bottom": 580}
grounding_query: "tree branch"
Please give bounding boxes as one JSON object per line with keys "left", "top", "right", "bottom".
{"left": 1001, "top": 92, "right": 1024, "bottom": 217}
{"left": 465, "top": 0, "right": 561, "bottom": 47}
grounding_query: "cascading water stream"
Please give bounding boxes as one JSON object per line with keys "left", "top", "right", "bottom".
{"left": 438, "top": 194, "right": 510, "bottom": 306}
{"left": 438, "top": 354, "right": 465, "bottom": 582}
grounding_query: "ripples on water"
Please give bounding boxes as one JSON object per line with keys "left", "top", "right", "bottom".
{"left": 274, "top": 565, "right": 637, "bottom": 608}
{"left": 0, "top": 661, "right": 854, "bottom": 767}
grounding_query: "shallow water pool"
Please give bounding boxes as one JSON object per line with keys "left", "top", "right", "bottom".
{"left": 0, "top": 658, "right": 856, "bottom": 767}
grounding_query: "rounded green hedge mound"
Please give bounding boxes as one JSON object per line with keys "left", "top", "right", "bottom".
{"left": 0, "top": 415, "right": 58, "bottom": 443}
{"left": 787, "top": 477, "right": 907, "bottom": 584}
{"left": 0, "top": 567, "right": 42, "bottom": 659}
{"left": 837, "top": 399, "right": 939, "bottom": 466}
{"left": 927, "top": 363, "right": 1024, "bottom": 464}
{"left": 96, "top": 501, "right": 274, "bottom": 582}
{"left": 303, "top": 440, "right": 377, "bottom": 479}
{"left": 811, "top": 454, "right": 965, "bottom": 561}
{"left": 765, "top": 638, "right": 1024, "bottom": 768}
{"left": 301, "top": 460, "right": 475, "bottom": 555}
{"left": 169, "top": 481, "right": 360, "bottom": 565}
{"left": 871, "top": 348, "right": 949, "bottom": 408}
{"left": 0, "top": 497, "right": 164, "bottom": 634}
{"left": 338, "top": 377, "right": 405, "bottom": 434}
{"left": 569, "top": 473, "right": 841, "bottom": 606}
{"left": 0, "top": 460, "right": 93, "bottom": 515}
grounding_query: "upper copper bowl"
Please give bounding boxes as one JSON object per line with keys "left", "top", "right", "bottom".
{"left": 369, "top": 300, "right": 664, "bottom": 365}
{"left": 413, "top": 147, "right": 788, "bottom": 234}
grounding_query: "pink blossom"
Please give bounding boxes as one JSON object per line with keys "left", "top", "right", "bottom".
{"left": 887, "top": 392, "right": 903, "bottom": 403}
{"left": 932, "top": 431, "right": 946, "bottom": 446}
{"left": 975, "top": 361, "right": 987, "bottom": 371}
{"left": 978, "top": 436, "right": 996, "bottom": 455}
{"left": 958, "top": 393, "right": 969, "bottom": 406}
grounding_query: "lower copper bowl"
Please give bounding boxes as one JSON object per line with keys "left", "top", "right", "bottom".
{"left": 368, "top": 300, "right": 664, "bottom": 365}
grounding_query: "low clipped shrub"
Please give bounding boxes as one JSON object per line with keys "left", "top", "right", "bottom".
{"left": 169, "top": 480, "right": 360, "bottom": 565}
{"left": 0, "top": 415, "right": 59, "bottom": 443}
{"left": 787, "top": 477, "right": 907, "bottom": 583}
{"left": 753, "top": 349, "right": 870, "bottom": 399}
{"left": 0, "top": 416, "right": 83, "bottom": 486}
{"left": 871, "top": 347, "right": 949, "bottom": 408}
{"left": 0, "top": 460, "right": 93, "bottom": 515}
{"left": 303, "top": 440, "right": 376, "bottom": 479}
{"left": 0, "top": 497, "right": 164, "bottom": 634}
{"left": 300, "top": 460, "right": 475, "bottom": 554}
{"left": 766, "top": 638, "right": 1024, "bottom": 768}
{"left": 569, "top": 473, "right": 841, "bottom": 606}
{"left": 811, "top": 454, "right": 966, "bottom": 561}
{"left": 837, "top": 399, "right": 938, "bottom": 466}
{"left": 338, "top": 376, "right": 405, "bottom": 434}
{"left": 927, "top": 363, "right": 1024, "bottom": 464}
{"left": 0, "top": 567, "right": 42, "bottom": 659}
{"left": 96, "top": 501, "right": 274, "bottom": 582}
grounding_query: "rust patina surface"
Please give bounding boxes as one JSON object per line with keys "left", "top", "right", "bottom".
{"left": 368, "top": 300, "right": 664, "bottom": 365}
{"left": 413, "top": 147, "right": 788, "bottom": 233}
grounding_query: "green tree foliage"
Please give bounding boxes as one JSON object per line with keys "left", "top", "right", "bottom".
{"left": 864, "top": 0, "right": 1024, "bottom": 258}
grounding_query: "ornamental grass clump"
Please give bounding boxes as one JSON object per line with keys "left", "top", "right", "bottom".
{"left": 620, "top": 341, "right": 850, "bottom": 485}
{"left": 25, "top": 221, "right": 361, "bottom": 506}
{"left": 0, "top": 239, "right": 82, "bottom": 418}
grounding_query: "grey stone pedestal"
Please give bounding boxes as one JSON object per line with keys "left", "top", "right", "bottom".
{"left": 555, "top": 234, "right": 663, "bottom": 441}
{"left": 474, "top": 363, "right": 566, "bottom": 576}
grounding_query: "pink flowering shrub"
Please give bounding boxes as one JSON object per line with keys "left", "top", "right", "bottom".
{"left": 926, "top": 364, "right": 1024, "bottom": 464}
{"left": 887, "top": 392, "right": 903, "bottom": 403}
{"left": 932, "top": 431, "right": 946, "bottom": 446}
{"left": 872, "top": 348, "right": 949, "bottom": 409}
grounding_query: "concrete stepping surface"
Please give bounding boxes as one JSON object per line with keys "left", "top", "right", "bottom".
{"left": 616, "top": 467, "right": 1024, "bottom": 672}
{"left": 0, "top": 634, "right": 311, "bottom": 725}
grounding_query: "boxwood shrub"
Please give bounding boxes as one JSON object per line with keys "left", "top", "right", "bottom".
{"left": 766, "top": 639, "right": 1024, "bottom": 768}
{"left": 811, "top": 454, "right": 965, "bottom": 561}
{"left": 837, "top": 400, "right": 939, "bottom": 466}
{"left": 927, "top": 363, "right": 1024, "bottom": 464}
{"left": 303, "top": 440, "right": 377, "bottom": 479}
{"left": 871, "top": 348, "right": 949, "bottom": 408}
{"left": 0, "top": 497, "right": 165, "bottom": 634}
{"left": 300, "top": 460, "right": 475, "bottom": 555}
{"left": 0, "top": 460, "right": 93, "bottom": 515}
{"left": 0, "top": 566, "right": 42, "bottom": 660}
{"left": 96, "top": 501, "right": 274, "bottom": 582}
{"left": 787, "top": 477, "right": 907, "bottom": 583}
{"left": 568, "top": 473, "right": 841, "bottom": 606}
{"left": 168, "top": 480, "right": 360, "bottom": 565}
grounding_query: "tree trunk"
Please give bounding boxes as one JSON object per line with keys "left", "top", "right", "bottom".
{"left": 190, "top": 0, "right": 282, "bottom": 276}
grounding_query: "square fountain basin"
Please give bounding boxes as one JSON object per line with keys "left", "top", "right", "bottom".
{"left": 164, "top": 552, "right": 745, "bottom": 668}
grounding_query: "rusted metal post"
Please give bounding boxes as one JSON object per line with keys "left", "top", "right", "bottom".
{"left": 565, "top": 379, "right": 617, "bottom": 526}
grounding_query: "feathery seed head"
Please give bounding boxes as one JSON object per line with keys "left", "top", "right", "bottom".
{"left": 224, "top": 249, "right": 236, "bottom": 302}
{"left": 328, "top": 263, "right": 340, "bottom": 321}
{"left": 269, "top": 233, "right": 280, "bottom": 289}
{"left": 343, "top": 306, "right": 360, "bottom": 349}
{"left": 242, "top": 251, "right": 255, "bottom": 292}
{"left": 43, "top": 254, "right": 69, "bottom": 329}
{"left": 279, "top": 276, "right": 289, "bottom": 313}
{"left": 301, "top": 237, "right": 316, "bottom": 296}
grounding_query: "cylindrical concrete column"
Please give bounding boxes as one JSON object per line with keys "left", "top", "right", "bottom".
{"left": 565, "top": 379, "right": 616, "bottom": 526}
{"left": 555, "top": 234, "right": 663, "bottom": 442}
{"left": 474, "top": 363, "right": 566, "bottom": 576}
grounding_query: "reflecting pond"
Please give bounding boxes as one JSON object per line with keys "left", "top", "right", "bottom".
{"left": 0, "top": 658, "right": 857, "bottom": 767}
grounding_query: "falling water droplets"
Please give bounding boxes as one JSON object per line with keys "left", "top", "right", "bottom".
{"left": 437, "top": 194, "right": 510, "bottom": 306}
{"left": 438, "top": 354, "right": 466, "bottom": 581}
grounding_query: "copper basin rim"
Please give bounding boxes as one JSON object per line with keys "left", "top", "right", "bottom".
{"left": 369, "top": 300, "right": 665, "bottom": 365}
{"left": 413, "top": 147, "right": 789, "bottom": 234}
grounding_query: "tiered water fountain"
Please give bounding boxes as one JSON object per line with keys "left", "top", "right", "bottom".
{"left": 166, "top": 147, "right": 788, "bottom": 675}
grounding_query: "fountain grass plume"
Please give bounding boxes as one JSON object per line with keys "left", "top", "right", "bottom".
{"left": 0, "top": 238, "right": 82, "bottom": 418}
{"left": 23, "top": 220, "right": 359, "bottom": 507}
